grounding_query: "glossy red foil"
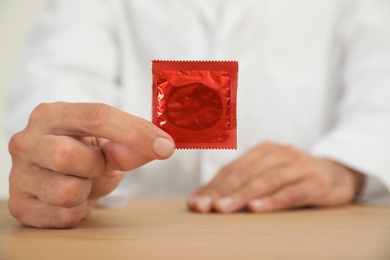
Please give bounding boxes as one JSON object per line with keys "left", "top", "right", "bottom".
{"left": 152, "top": 60, "right": 238, "bottom": 149}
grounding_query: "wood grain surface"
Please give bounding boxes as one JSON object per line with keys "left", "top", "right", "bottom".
{"left": 1, "top": 197, "right": 389, "bottom": 260}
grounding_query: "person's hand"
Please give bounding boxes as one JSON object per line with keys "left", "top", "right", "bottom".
{"left": 8, "top": 102, "right": 175, "bottom": 228}
{"left": 188, "top": 142, "right": 364, "bottom": 213}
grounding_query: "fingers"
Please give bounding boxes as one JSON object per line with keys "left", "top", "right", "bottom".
{"left": 201, "top": 142, "right": 281, "bottom": 188}
{"left": 8, "top": 102, "right": 171, "bottom": 228}
{"left": 189, "top": 141, "right": 361, "bottom": 215}
{"left": 188, "top": 142, "right": 351, "bottom": 214}
{"left": 195, "top": 144, "right": 292, "bottom": 200}
{"left": 247, "top": 181, "right": 315, "bottom": 213}
{"left": 8, "top": 164, "right": 117, "bottom": 228}
{"left": 9, "top": 158, "right": 124, "bottom": 228}
{"left": 11, "top": 133, "right": 106, "bottom": 179}
{"left": 28, "top": 102, "right": 175, "bottom": 159}
{"left": 8, "top": 166, "right": 93, "bottom": 228}
{"left": 213, "top": 164, "right": 307, "bottom": 213}
{"left": 189, "top": 143, "right": 298, "bottom": 212}
{"left": 10, "top": 166, "right": 92, "bottom": 207}
{"left": 10, "top": 105, "right": 160, "bottom": 178}
{"left": 8, "top": 196, "right": 89, "bottom": 229}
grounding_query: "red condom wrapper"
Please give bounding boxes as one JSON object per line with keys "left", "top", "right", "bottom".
{"left": 152, "top": 60, "right": 238, "bottom": 149}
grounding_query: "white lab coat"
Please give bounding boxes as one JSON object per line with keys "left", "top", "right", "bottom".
{"left": 6, "top": 0, "right": 390, "bottom": 203}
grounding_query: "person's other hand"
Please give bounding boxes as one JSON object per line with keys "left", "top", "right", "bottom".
{"left": 8, "top": 102, "right": 175, "bottom": 228}
{"left": 188, "top": 142, "right": 363, "bottom": 213}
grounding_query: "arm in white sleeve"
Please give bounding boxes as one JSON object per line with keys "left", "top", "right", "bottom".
{"left": 310, "top": 0, "right": 390, "bottom": 204}
{"left": 5, "top": 0, "right": 120, "bottom": 137}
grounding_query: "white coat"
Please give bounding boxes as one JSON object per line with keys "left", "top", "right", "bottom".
{"left": 6, "top": 0, "right": 390, "bottom": 203}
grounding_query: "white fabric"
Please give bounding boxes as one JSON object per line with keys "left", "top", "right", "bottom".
{"left": 6, "top": 0, "right": 390, "bottom": 203}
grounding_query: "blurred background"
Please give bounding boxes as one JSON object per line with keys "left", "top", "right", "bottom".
{"left": 0, "top": 0, "right": 47, "bottom": 198}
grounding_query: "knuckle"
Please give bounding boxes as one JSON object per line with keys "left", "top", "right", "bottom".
{"left": 216, "top": 168, "right": 255, "bottom": 197}
{"left": 215, "top": 182, "right": 232, "bottom": 196}
{"left": 82, "top": 104, "right": 112, "bottom": 131}
{"left": 8, "top": 198, "right": 24, "bottom": 222}
{"left": 259, "top": 141, "right": 278, "bottom": 150}
{"left": 199, "top": 184, "right": 224, "bottom": 199}
{"left": 236, "top": 166, "right": 255, "bottom": 183}
{"left": 56, "top": 178, "right": 91, "bottom": 207}
{"left": 262, "top": 173, "right": 281, "bottom": 190}
{"left": 29, "top": 103, "right": 51, "bottom": 124}
{"left": 286, "top": 151, "right": 314, "bottom": 175}
{"left": 52, "top": 141, "right": 76, "bottom": 173}
{"left": 207, "top": 188, "right": 225, "bottom": 199}
{"left": 291, "top": 158, "right": 313, "bottom": 176}
{"left": 58, "top": 206, "right": 85, "bottom": 228}
{"left": 280, "top": 145, "right": 300, "bottom": 159}
{"left": 218, "top": 166, "right": 232, "bottom": 177}
{"left": 8, "top": 132, "right": 27, "bottom": 157}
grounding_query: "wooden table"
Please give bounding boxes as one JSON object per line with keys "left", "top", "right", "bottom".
{"left": 1, "top": 197, "right": 389, "bottom": 260}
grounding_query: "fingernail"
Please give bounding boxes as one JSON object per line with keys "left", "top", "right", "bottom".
{"left": 216, "top": 197, "right": 234, "bottom": 211}
{"left": 195, "top": 196, "right": 212, "bottom": 212}
{"left": 153, "top": 137, "right": 175, "bottom": 158}
{"left": 249, "top": 199, "right": 266, "bottom": 211}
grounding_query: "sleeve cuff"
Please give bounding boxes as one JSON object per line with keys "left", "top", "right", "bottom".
{"left": 356, "top": 174, "right": 390, "bottom": 205}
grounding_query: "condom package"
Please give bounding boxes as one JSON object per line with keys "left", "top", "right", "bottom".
{"left": 152, "top": 60, "right": 238, "bottom": 149}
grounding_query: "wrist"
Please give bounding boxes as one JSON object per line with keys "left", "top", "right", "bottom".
{"left": 351, "top": 171, "right": 365, "bottom": 198}
{"left": 330, "top": 160, "right": 365, "bottom": 198}
{"left": 322, "top": 159, "right": 365, "bottom": 200}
